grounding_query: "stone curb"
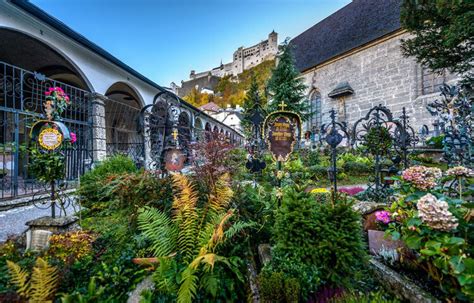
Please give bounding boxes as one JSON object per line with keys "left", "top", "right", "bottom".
{"left": 369, "top": 258, "right": 441, "bottom": 303}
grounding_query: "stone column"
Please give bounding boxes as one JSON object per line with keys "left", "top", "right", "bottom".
{"left": 143, "top": 114, "right": 153, "bottom": 170}
{"left": 91, "top": 93, "right": 107, "bottom": 162}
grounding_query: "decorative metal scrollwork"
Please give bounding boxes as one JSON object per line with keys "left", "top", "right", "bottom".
{"left": 351, "top": 105, "right": 417, "bottom": 202}
{"left": 139, "top": 90, "right": 185, "bottom": 172}
{"left": 427, "top": 84, "right": 473, "bottom": 167}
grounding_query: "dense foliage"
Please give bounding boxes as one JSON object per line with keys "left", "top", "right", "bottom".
{"left": 383, "top": 165, "right": 474, "bottom": 301}
{"left": 78, "top": 155, "right": 138, "bottom": 209}
{"left": 401, "top": 0, "right": 474, "bottom": 81}
{"left": 266, "top": 41, "right": 308, "bottom": 117}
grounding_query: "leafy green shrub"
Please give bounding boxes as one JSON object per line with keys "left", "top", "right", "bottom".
{"left": 272, "top": 187, "right": 367, "bottom": 298}
{"left": 384, "top": 167, "right": 474, "bottom": 301}
{"left": 343, "top": 161, "right": 371, "bottom": 175}
{"left": 426, "top": 135, "right": 444, "bottom": 149}
{"left": 257, "top": 271, "right": 300, "bottom": 303}
{"left": 310, "top": 165, "right": 328, "bottom": 178}
{"left": 103, "top": 171, "right": 173, "bottom": 225}
{"left": 301, "top": 149, "right": 321, "bottom": 166}
{"left": 78, "top": 155, "right": 137, "bottom": 209}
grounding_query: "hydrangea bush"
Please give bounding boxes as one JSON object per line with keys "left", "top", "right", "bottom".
{"left": 383, "top": 165, "right": 473, "bottom": 301}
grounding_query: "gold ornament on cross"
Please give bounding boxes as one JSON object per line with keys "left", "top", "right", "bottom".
{"left": 172, "top": 129, "right": 179, "bottom": 141}
{"left": 279, "top": 101, "right": 287, "bottom": 111}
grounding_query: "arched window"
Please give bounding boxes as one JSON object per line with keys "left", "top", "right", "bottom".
{"left": 308, "top": 90, "right": 322, "bottom": 133}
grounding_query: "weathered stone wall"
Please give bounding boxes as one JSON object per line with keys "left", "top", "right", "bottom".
{"left": 301, "top": 32, "right": 459, "bottom": 134}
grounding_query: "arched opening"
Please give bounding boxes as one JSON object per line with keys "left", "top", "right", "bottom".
{"left": 205, "top": 122, "right": 212, "bottom": 141}
{"left": 104, "top": 82, "right": 144, "bottom": 165}
{"left": 194, "top": 117, "right": 204, "bottom": 141}
{"left": 178, "top": 111, "right": 191, "bottom": 152}
{"left": 308, "top": 90, "right": 322, "bottom": 135}
{"left": 0, "top": 28, "right": 93, "bottom": 199}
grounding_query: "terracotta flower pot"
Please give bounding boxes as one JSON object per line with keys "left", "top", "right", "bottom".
{"left": 368, "top": 229, "right": 404, "bottom": 258}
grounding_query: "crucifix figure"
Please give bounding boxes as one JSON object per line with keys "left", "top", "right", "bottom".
{"left": 279, "top": 101, "right": 287, "bottom": 111}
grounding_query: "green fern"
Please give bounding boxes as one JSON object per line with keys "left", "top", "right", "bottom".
{"left": 177, "top": 267, "right": 198, "bottom": 303}
{"left": 137, "top": 207, "right": 177, "bottom": 257}
{"left": 7, "top": 257, "right": 58, "bottom": 302}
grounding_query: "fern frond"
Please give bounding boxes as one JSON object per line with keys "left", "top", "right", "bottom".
{"left": 6, "top": 260, "right": 29, "bottom": 298}
{"left": 171, "top": 174, "right": 199, "bottom": 261}
{"left": 208, "top": 173, "right": 233, "bottom": 215}
{"left": 29, "top": 257, "right": 58, "bottom": 303}
{"left": 177, "top": 267, "right": 198, "bottom": 303}
{"left": 224, "top": 221, "right": 256, "bottom": 240}
{"left": 171, "top": 173, "right": 198, "bottom": 214}
{"left": 153, "top": 257, "right": 179, "bottom": 295}
{"left": 207, "top": 210, "right": 234, "bottom": 251}
{"left": 137, "top": 207, "right": 177, "bottom": 257}
{"left": 176, "top": 209, "right": 199, "bottom": 261}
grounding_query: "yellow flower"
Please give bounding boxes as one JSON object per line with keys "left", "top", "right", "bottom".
{"left": 311, "top": 188, "right": 330, "bottom": 194}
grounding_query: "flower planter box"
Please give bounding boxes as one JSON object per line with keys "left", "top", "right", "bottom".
{"left": 368, "top": 229, "right": 404, "bottom": 257}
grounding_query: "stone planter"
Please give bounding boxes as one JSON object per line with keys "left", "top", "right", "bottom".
{"left": 368, "top": 229, "right": 404, "bottom": 257}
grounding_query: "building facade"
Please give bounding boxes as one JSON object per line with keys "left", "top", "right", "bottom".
{"left": 290, "top": 0, "right": 459, "bottom": 143}
{"left": 0, "top": 0, "right": 243, "bottom": 201}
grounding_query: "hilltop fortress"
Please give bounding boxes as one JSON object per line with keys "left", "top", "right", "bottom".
{"left": 172, "top": 31, "right": 278, "bottom": 97}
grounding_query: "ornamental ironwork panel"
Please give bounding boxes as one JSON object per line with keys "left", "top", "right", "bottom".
{"left": 350, "top": 105, "right": 417, "bottom": 202}
{"left": 427, "top": 84, "right": 473, "bottom": 167}
{"left": 140, "top": 91, "right": 188, "bottom": 172}
{"left": 0, "top": 61, "right": 92, "bottom": 201}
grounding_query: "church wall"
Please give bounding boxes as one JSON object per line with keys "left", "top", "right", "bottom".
{"left": 301, "top": 32, "right": 460, "bottom": 134}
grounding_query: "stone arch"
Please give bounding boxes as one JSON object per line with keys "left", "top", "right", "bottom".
{"left": 104, "top": 82, "right": 143, "bottom": 161}
{"left": 0, "top": 27, "right": 93, "bottom": 91}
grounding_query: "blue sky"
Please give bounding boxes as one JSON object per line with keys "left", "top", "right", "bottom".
{"left": 32, "top": 0, "right": 351, "bottom": 87}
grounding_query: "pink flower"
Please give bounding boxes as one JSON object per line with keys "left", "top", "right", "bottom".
{"left": 48, "top": 87, "right": 55, "bottom": 92}
{"left": 339, "top": 186, "right": 365, "bottom": 196}
{"left": 375, "top": 210, "right": 391, "bottom": 224}
{"left": 70, "top": 132, "right": 77, "bottom": 144}
{"left": 45, "top": 91, "right": 51, "bottom": 96}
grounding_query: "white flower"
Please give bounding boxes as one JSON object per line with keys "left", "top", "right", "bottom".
{"left": 417, "top": 193, "right": 458, "bottom": 231}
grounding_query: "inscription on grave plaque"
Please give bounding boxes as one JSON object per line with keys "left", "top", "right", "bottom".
{"left": 266, "top": 115, "right": 297, "bottom": 162}
{"left": 38, "top": 128, "right": 63, "bottom": 150}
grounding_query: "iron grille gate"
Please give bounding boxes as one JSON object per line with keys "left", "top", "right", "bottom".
{"left": 0, "top": 61, "right": 93, "bottom": 201}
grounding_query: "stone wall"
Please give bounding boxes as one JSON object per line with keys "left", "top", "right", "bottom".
{"left": 301, "top": 32, "right": 460, "bottom": 134}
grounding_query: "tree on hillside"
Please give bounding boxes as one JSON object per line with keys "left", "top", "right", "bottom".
{"left": 401, "top": 0, "right": 474, "bottom": 82}
{"left": 242, "top": 74, "right": 265, "bottom": 134}
{"left": 266, "top": 40, "right": 308, "bottom": 118}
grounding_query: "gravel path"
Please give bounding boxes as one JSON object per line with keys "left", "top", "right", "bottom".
{"left": 0, "top": 203, "right": 78, "bottom": 242}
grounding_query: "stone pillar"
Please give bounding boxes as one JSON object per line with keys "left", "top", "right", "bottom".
{"left": 91, "top": 93, "right": 107, "bottom": 162}
{"left": 143, "top": 115, "right": 153, "bottom": 170}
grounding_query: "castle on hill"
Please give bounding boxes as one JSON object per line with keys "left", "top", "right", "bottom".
{"left": 171, "top": 31, "right": 278, "bottom": 97}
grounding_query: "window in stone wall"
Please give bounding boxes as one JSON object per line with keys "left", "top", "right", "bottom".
{"left": 308, "top": 90, "right": 322, "bottom": 133}
{"left": 421, "top": 67, "right": 456, "bottom": 95}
